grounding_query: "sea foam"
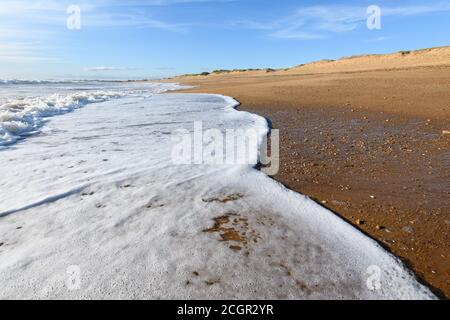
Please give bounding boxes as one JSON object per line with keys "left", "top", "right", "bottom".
{"left": 0, "top": 83, "right": 435, "bottom": 299}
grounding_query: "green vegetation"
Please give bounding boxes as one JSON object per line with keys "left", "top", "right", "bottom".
{"left": 212, "top": 69, "right": 232, "bottom": 74}
{"left": 180, "top": 67, "right": 282, "bottom": 77}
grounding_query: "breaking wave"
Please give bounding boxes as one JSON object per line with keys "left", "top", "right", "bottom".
{"left": 0, "top": 91, "right": 124, "bottom": 146}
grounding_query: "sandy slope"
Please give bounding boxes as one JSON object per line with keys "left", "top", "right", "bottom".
{"left": 177, "top": 46, "right": 450, "bottom": 80}
{"left": 285, "top": 46, "right": 450, "bottom": 74}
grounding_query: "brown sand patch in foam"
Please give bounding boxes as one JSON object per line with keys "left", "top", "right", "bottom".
{"left": 202, "top": 193, "right": 244, "bottom": 203}
{"left": 203, "top": 213, "right": 261, "bottom": 254}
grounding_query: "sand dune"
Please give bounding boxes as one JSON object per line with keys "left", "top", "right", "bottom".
{"left": 285, "top": 46, "right": 450, "bottom": 74}
{"left": 177, "top": 46, "right": 450, "bottom": 81}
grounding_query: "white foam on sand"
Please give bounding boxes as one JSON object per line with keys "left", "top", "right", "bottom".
{"left": 0, "top": 85, "right": 436, "bottom": 299}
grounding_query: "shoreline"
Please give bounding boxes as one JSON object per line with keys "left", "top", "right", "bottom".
{"left": 2, "top": 86, "right": 436, "bottom": 299}
{"left": 236, "top": 102, "right": 448, "bottom": 299}
{"left": 165, "top": 63, "right": 450, "bottom": 298}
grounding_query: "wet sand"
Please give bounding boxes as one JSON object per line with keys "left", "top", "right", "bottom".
{"left": 166, "top": 58, "right": 450, "bottom": 298}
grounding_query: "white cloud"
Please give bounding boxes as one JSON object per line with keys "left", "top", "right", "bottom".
{"left": 83, "top": 67, "right": 141, "bottom": 72}
{"left": 81, "top": 13, "right": 187, "bottom": 32}
{"left": 0, "top": 46, "right": 58, "bottom": 63}
{"left": 0, "top": 0, "right": 186, "bottom": 31}
{"left": 236, "top": 3, "right": 450, "bottom": 40}
{"left": 0, "top": 0, "right": 190, "bottom": 64}
{"left": 0, "top": 41, "right": 60, "bottom": 63}
{"left": 366, "top": 36, "right": 390, "bottom": 42}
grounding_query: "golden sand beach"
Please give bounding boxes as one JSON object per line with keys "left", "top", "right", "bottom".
{"left": 165, "top": 46, "right": 450, "bottom": 298}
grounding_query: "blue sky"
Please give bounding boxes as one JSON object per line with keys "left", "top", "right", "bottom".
{"left": 1, "top": 0, "right": 449, "bottom": 80}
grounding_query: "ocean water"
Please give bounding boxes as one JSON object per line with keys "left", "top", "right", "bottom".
{"left": 0, "top": 80, "right": 181, "bottom": 147}
{"left": 0, "top": 81, "right": 435, "bottom": 299}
